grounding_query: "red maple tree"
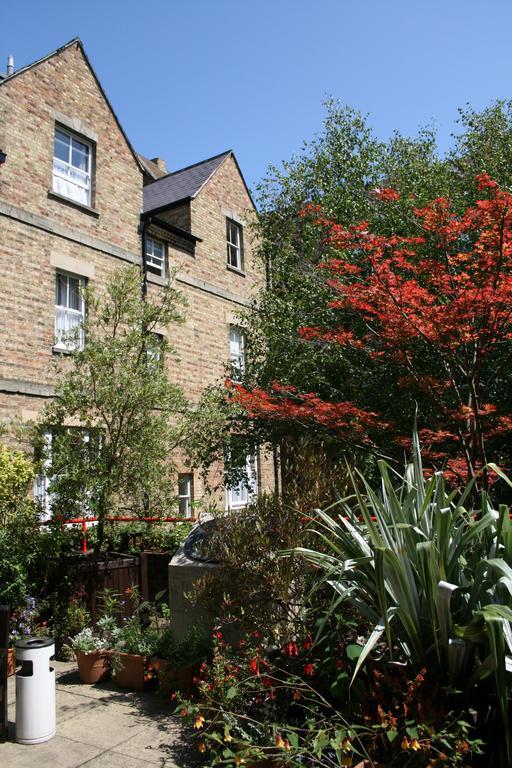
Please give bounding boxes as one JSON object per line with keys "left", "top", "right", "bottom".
{"left": 230, "top": 176, "right": 512, "bottom": 485}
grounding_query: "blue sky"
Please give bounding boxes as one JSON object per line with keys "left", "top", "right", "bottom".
{"left": 2, "top": 1, "right": 511, "bottom": 193}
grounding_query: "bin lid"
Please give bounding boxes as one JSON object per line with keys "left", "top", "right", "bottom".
{"left": 15, "top": 636, "right": 54, "bottom": 650}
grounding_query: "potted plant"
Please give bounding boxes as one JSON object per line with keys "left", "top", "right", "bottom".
{"left": 156, "top": 625, "right": 211, "bottom": 695}
{"left": 70, "top": 626, "right": 112, "bottom": 684}
{"left": 113, "top": 616, "right": 159, "bottom": 691}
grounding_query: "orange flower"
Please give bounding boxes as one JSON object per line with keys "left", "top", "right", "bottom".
{"left": 194, "top": 714, "right": 205, "bottom": 729}
{"left": 401, "top": 737, "right": 410, "bottom": 750}
{"left": 410, "top": 739, "right": 421, "bottom": 751}
{"left": 293, "top": 689, "right": 301, "bottom": 701}
{"left": 276, "top": 734, "right": 285, "bottom": 749}
{"left": 198, "top": 742, "right": 206, "bottom": 753}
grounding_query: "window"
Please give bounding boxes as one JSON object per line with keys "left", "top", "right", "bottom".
{"left": 34, "top": 430, "right": 53, "bottom": 521}
{"left": 55, "top": 272, "right": 86, "bottom": 351}
{"left": 145, "top": 237, "right": 167, "bottom": 277}
{"left": 226, "top": 219, "right": 243, "bottom": 272}
{"left": 34, "top": 428, "right": 98, "bottom": 521}
{"left": 225, "top": 453, "right": 258, "bottom": 509}
{"left": 53, "top": 127, "right": 92, "bottom": 206}
{"left": 229, "top": 326, "right": 245, "bottom": 380}
{"left": 146, "top": 332, "right": 164, "bottom": 370}
{"left": 178, "top": 473, "right": 193, "bottom": 517}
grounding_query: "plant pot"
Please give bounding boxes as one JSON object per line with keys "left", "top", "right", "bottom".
{"left": 156, "top": 658, "right": 201, "bottom": 695}
{"left": 115, "top": 652, "right": 146, "bottom": 691}
{"left": 76, "top": 649, "right": 112, "bottom": 684}
{"left": 7, "top": 647, "right": 15, "bottom": 677}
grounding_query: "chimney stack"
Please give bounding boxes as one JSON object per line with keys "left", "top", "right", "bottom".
{"left": 151, "top": 157, "right": 167, "bottom": 174}
{"left": 6, "top": 55, "right": 14, "bottom": 76}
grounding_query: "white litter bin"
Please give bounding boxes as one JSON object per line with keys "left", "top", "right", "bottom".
{"left": 15, "top": 637, "right": 56, "bottom": 744}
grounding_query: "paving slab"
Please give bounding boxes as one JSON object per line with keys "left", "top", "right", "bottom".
{"left": 2, "top": 659, "right": 195, "bottom": 768}
{"left": 0, "top": 734, "right": 104, "bottom": 768}
{"left": 78, "top": 751, "right": 176, "bottom": 768}
{"left": 57, "top": 700, "right": 145, "bottom": 749}
{"left": 111, "top": 718, "right": 186, "bottom": 765}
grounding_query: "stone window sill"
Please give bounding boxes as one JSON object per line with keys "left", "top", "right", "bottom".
{"left": 48, "top": 190, "right": 100, "bottom": 218}
{"left": 52, "top": 344, "right": 76, "bottom": 355}
{"left": 227, "top": 265, "right": 246, "bottom": 278}
{"left": 147, "top": 271, "right": 168, "bottom": 287}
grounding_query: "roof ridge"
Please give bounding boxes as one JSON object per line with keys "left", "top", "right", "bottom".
{"left": 145, "top": 149, "right": 232, "bottom": 187}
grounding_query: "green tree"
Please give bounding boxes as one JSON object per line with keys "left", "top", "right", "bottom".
{"left": 238, "top": 99, "right": 512, "bottom": 475}
{"left": 37, "top": 266, "right": 203, "bottom": 554}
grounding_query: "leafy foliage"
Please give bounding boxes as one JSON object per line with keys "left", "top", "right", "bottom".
{"left": 35, "top": 267, "right": 221, "bottom": 552}
{"left": 295, "top": 435, "right": 512, "bottom": 764}
{"left": 0, "top": 444, "right": 35, "bottom": 526}
{"left": 237, "top": 99, "right": 512, "bottom": 481}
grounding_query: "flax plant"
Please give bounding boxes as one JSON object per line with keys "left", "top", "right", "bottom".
{"left": 294, "top": 431, "right": 512, "bottom": 755}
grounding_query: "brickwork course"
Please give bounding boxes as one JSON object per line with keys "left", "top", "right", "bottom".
{"left": 0, "top": 38, "right": 274, "bottom": 510}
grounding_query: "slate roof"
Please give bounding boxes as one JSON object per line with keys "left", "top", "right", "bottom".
{"left": 143, "top": 150, "right": 232, "bottom": 213}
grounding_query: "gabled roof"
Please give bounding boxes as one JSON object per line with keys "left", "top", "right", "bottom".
{"left": 143, "top": 150, "right": 233, "bottom": 213}
{"left": 0, "top": 37, "right": 144, "bottom": 175}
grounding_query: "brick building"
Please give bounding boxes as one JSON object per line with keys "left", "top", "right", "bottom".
{"left": 0, "top": 38, "right": 272, "bottom": 513}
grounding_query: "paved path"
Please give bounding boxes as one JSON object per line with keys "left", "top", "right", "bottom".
{"left": 3, "top": 660, "right": 196, "bottom": 767}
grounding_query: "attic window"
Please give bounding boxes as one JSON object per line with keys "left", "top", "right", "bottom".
{"left": 53, "top": 127, "right": 92, "bottom": 206}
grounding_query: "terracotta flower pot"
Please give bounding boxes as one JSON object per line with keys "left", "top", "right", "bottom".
{"left": 115, "top": 652, "right": 146, "bottom": 691}
{"left": 76, "top": 649, "right": 112, "bottom": 684}
{"left": 156, "top": 658, "right": 201, "bottom": 695}
{"left": 7, "top": 647, "right": 15, "bottom": 677}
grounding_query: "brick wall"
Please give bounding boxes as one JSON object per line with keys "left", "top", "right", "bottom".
{"left": 0, "top": 42, "right": 274, "bottom": 508}
{"left": 0, "top": 42, "right": 142, "bottom": 253}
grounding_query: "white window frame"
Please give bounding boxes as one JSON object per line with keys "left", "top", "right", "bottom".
{"left": 34, "top": 429, "right": 97, "bottom": 522}
{"left": 225, "top": 453, "right": 258, "bottom": 510}
{"left": 226, "top": 219, "right": 243, "bottom": 272}
{"left": 229, "top": 326, "right": 245, "bottom": 380}
{"left": 178, "top": 473, "right": 193, "bottom": 518}
{"left": 53, "top": 126, "right": 93, "bottom": 206}
{"left": 34, "top": 430, "right": 53, "bottom": 521}
{"left": 54, "top": 271, "right": 86, "bottom": 352}
{"left": 145, "top": 236, "right": 167, "bottom": 277}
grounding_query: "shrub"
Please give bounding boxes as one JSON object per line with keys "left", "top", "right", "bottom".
{"left": 0, "top": 444, "right": 35, "bottom": 526}
{"left": 294, "top": 433, "right": 512, "bottom": 765}
{"left": 191, "top": 493, "right": 316, "bottom": 641}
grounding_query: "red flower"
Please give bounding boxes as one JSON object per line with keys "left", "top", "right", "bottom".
{"left": 303, "top": 663, "right": 315, "bottom": 677}
{"left": 303, "top": 634, "right": 313, "bottom": 651}
{"left": 249, "top": 657, "right": 260, "bottom": 675}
